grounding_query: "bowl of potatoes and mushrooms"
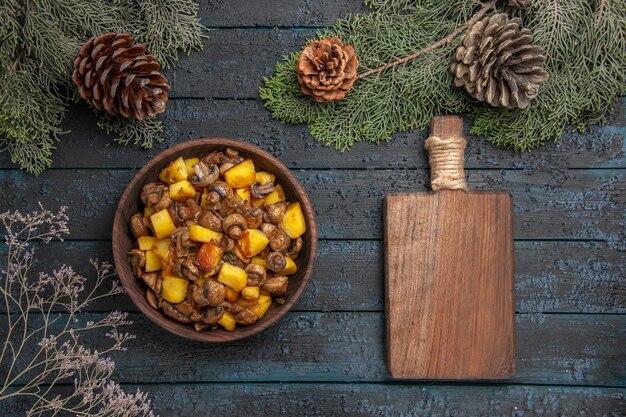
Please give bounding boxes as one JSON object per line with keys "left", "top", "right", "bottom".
{"left": 112, "top": 138, "right": 317, "bottom": 342}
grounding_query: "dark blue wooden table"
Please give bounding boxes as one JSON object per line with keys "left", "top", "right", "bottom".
{"left": 1, "top": 1, "right": 625, "bottom": 415}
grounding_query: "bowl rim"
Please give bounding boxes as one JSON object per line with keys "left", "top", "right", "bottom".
{"left": 112, "top": 137, "right": 318, "bottom": 343}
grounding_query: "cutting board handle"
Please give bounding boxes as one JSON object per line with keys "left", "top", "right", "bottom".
{"left": 424, "top": 115, "right": 467, "bottom": 192}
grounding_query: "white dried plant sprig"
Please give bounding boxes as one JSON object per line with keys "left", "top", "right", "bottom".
{"left": 0, "top": 205, "right": 155, "bottom": 417}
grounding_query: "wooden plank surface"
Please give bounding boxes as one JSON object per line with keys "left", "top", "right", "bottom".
{"left": 198, "top": 0, "right": 369, "bottom": 27}
{"left": 2, "top": 240, "right": 623, "bottom": 314}
{"left": 2, "top": 384, "right": 624, "bottom": 416}
{"left": 0, "top": 1, "right": 623, "bottom": 414}
{"left": 0, "top": 98, "right": 623, "bottom": 170}
{"left": 2, "top": 168, "right": 623, "bottom": 241}
{"left": 42, "top": 239, "right": 626, "bottom": 314}
{"left": 2, "top": 312, "right": 624, "bottom": 386}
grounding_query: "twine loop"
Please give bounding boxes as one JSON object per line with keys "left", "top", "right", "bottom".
{"left": 424, "top": 134, "right": 467, "bottom": 191}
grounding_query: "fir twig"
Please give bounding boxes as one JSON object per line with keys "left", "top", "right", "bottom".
{"left": 0, "top": 0, "right": 205, "bottom": 175}
{"left": 260, "top": 0, "right": 626, "bottom": 152}
{"left": 356, "top": 0, "right": 496, "bottom": 79}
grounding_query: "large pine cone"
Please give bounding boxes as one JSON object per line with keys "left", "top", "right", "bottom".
{"left": 72, "top": 33, "right": 169, "bottom": 120}
{"left": 450, "top": 13, "right": 548, "bottom": 109}
{"left": 296, "top": 37, "right": 358, "bottom": 103}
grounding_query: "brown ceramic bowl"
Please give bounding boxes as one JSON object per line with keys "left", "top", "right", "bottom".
{"left": 112, "top": 138, "right": 317, "bottom": 342}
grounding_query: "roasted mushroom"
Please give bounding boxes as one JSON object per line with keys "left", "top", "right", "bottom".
{"left": 174, "top": 301, "right": 195, "bottom": 316}
{"left": 233, "top": 308, "right": 258, "bottom": 325}
{"left": 207, "top": 181, "right": 233, "bottom": 200}
{"left": 244, "top": 208, "right": 264, "bottom": 229}
{"left": 260, "top": 222, "right": 276, "bottom": 236}
{"left": 250, "top": 181, "right": 275, "bottom": 199}
{"left": 261, "top": 276, "right": 289, "bottom": 297}
{"left": 192, "top": 280, "right": 226, "bottom": 307}
{"left": 224, "top": 147, "right": 239, "bottom": 160}
{"left": 174, "top": 258, "right": 202, "bottom": 281}
{"left": 219, "top": 163, "right": 235, "bottom": 177}
{"left": 145, "top": 288, "right": 159, "bottom": 309}
{"left": 162, "top": 301, "right": 192, "bottom": 323}
{"left": 140, "top": 272, "right": 159, "bottom": 294}
{"left": 172, "top": 227, "right": 196, "bottom": 258}
{"left": 219, "top": 235, "right": 235, "bottom": 252}
{"left": 268, "top": 228, "right": 290, "bottom": 252}
{"left": 266, "top": 251, "right": 287, "bottom": 272}
{"left": 130, "top": 213, "right": 150, "bottom": 238}
{"left": 264, "top": 202, "right": 287, "bottom": 224}
{"left": 202, "top": 306, "right": 225, "bottom": 324}
{"left": 287, "top": 237, "right": 303, "bottom": 259}
{"left": 178, "top": 200, "right": 202, "bottom": 222}
{"left": 222, "top": 213, "right": 247, "bottom": 239}
{"left": 198, "top": 210, "right": 222, "bottom": 231}
{"left": 245, "top": 263, "right": 266, "bottom": 286}
{"left": 190, "top": 161, "right": 219, "bottom": 187}
{"left": 140, "top": 183, "right": 171, "bottom": 210}
{"left": 193, "top": 322, "right": 210, "bottom": 332}
{"left": 129, "top": 249, "right": 146, "bottom": 276}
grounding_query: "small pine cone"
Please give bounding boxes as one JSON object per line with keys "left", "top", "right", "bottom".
{"left": 72, "top": 33, "right": 169, "bottom": 120}
{"left": 296, "top": 37, "right": 358, "bottom": 103}
{"left": 508, "top": 0, "right": 533, "bottom": 7}
{"left": 450, "top": 13, "right": 548, "bottom": 109}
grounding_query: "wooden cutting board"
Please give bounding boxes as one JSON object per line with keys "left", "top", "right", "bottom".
{"left": 384, "top": 115, "right": 515, "bottom": 379}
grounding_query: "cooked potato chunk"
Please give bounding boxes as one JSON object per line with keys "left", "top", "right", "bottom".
{"left": 189, "top": 224, "right": 222, "bottom": 243}
{"left": 224, "top": 286, "right": 240, "bottom": 303}
{"left": 196, "top": 243, "right": 223, "bottom": 271}
{"left": 159, "top": 156, "right": 188, "bottom": 184}
{"left": 217, "top": 310, "right": 236, "bottom": 331}
{"left": 255, "top": 171, "right": 275, "bottom": 185}
{"left": 279, "top": 256, "right": 297, "bottom": 275}
{"left": 233, "top": 245, "right": 251, "bottom": 263}
{"left": 237, "top": 229, "right": 269, "bottom": 258}
{"left": 169, "top": 180, "right": 196, "bottom": 202}
{"left": 263, "top": 184, "right": 285, "bottom": 206}
{"left": 161, "top": 275, "right": 189, "bottom": 304}
{"left": 150, "top": 209, "right": 176, "bottom": 239}
{"left": 241, "top": 286, "right": 260, "bottom": 300}
{"left": 224, "top": 159, "right": 256, "bottom": 188}
{"left": 184, "top": 157, "right": 200, "bottom": 173}
{"left": 144, "top": 250, "right": 163, "bottom": 272}
{"left": 251, "top": 295, "right": 272, "bottom": 319}
{"left": 236, "top": 188, "right": 251, "bottom": 202}
{"left": 217, "top": 263, "right": 248, "bottom": 291}
{"left": 250, "top": 256, "right": 267, "bottom": 269}
{"left": 154, "top": 239, "right": 172, "bottom": 261}
{"left": 137, "top": 236, "right": 157, "bottom": 251}
{"left": 279, "top": 202, "right": 306, "bottom": 239}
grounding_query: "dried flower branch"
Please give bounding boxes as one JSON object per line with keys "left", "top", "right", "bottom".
{"left": 0, "top": 205, "right": 155, "bottom": 417}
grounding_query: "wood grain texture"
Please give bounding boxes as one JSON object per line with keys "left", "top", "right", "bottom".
{"left": 111, "top": 138, "right": 317, "bottom": 343}
{"left": 2, "top": 168, "right": 623, "bottom": 241}
{"left": 2, "top": 383, "right": 624, "bottom": 417}
{"left": 0, "top": 98, "right": 622, "bottom": 170}
{"left": 198, "top": 0, "right": 369, "bottom": 27}
{"left": 5, "top": 240, "right": 623, "bottom": 314}
{"left": 385, "top": 191, "right": 515, "bottom": 379}
{"left": 2, "top": 312, "right": 624, "bottom": 386}
{"left": 0, "top": 1, "right": 623, "bottom": 413}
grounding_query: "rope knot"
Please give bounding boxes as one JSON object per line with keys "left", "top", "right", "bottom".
{"left": 424, "top": 134, "right": 467, "bottom": 191}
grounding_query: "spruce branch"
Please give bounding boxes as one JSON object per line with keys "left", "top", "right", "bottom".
{"left": 356, "top": 0, "right": 496, "bottom": 80}
{"left": 0, "top": 0, "right": 205, "bottom": 174}
{"left": 261, "top": 0, "right": 626, "bottom": 152}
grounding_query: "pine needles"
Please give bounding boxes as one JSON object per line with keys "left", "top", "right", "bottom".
{"left": 0, "top": 0, "right": 204, "bottom": 174}
{"left": 260, "top": 0, "right": 626, "bottom": 152}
